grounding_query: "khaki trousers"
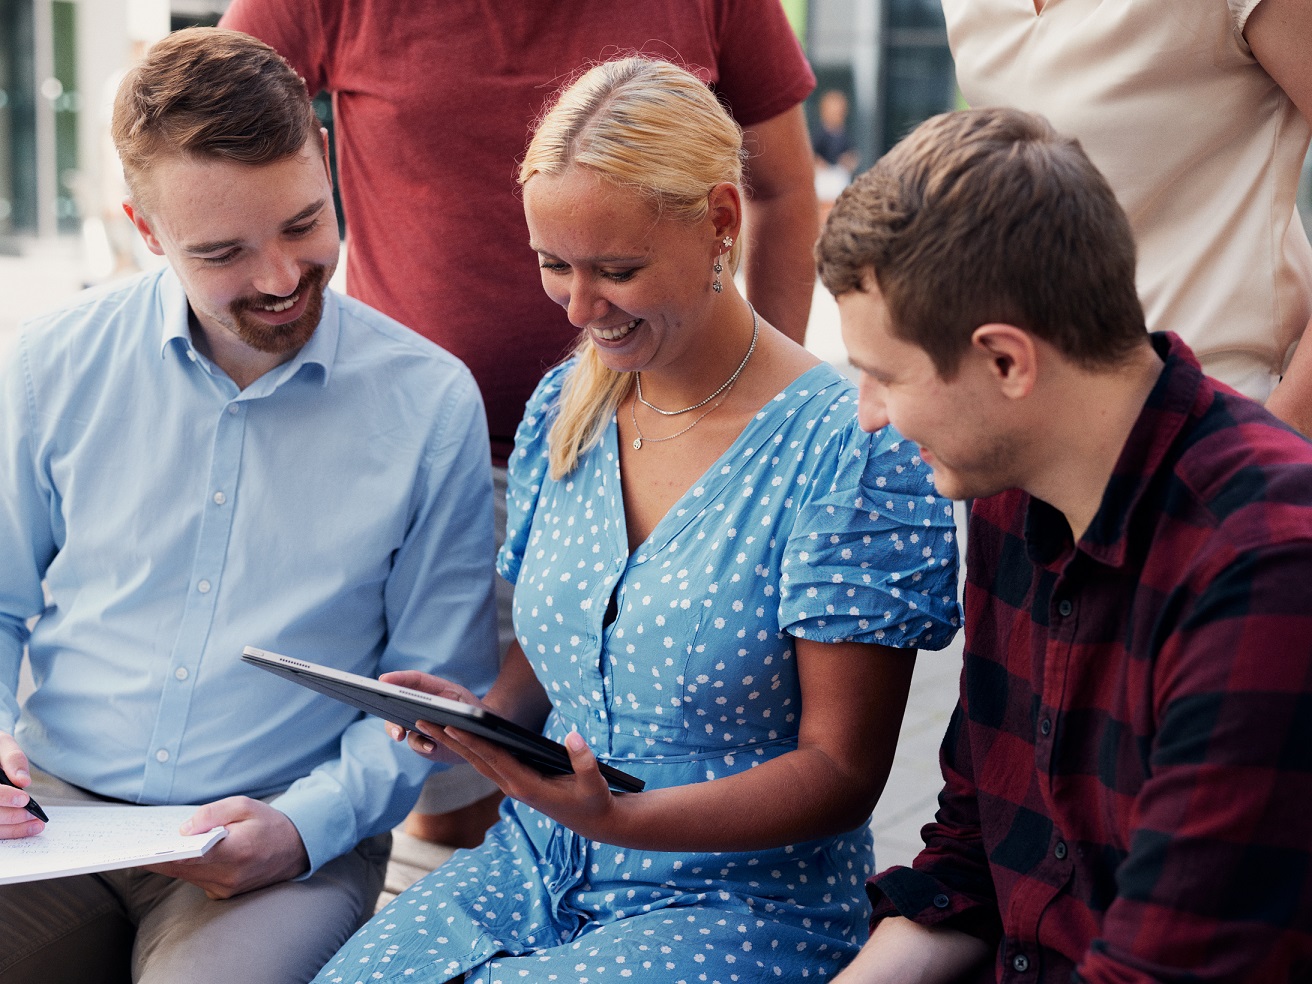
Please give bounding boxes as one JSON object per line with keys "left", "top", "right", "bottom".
{"left": 0, "top": 769, "right": 389, "bottom": 984}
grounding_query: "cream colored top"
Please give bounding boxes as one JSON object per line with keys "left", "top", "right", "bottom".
{"left": 942, "top": 0, "right": 1312, "bottom": 401}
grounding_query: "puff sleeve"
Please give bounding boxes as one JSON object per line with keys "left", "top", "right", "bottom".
{"left": 779, "top": 420, "right": 961, "bottom": 649}
{"left": 496, "top": 361, "right": 572, "bottom": 586}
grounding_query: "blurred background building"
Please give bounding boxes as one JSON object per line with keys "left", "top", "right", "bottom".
{"left": 1, "top": 0, "right": 1309, "bottom": 258}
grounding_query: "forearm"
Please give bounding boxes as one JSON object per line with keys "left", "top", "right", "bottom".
{"left": 836, "top": 917, "right": 991, "bottom": 984}
{"left": 1264, "top": 315, "right": 1312, "bottom": 435}
{"left": 481, "top": 642, "right": 551, "bottom": 733}
{"left": 742, "top": 192, "right": 818, "bottom": 344}
{"left": 741, "top": 105, "right": 820, "bottom": 344}
{"left": 589, "top": 738, "right": 886, "bottom": 853}
{"left": 273, "top": 713, "right": 433, "bottom": 873}
{"left": 0, "top": 628, "right": 24, "bottom": 733}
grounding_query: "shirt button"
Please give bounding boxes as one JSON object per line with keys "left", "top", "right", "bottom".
{"left": 1057, "top": 599, "right": 1073, "bottom": 617}
{"left": 227, "top": 404, "right": 240, "bottom": 415}
{"left": 1012, "top": 954, "right": 1030, "bottom": 973}
{"left": 213, "top": 491, "right": 226, "bottom": 505}
{"left": 932, "top": 893, "right": 950, "bottom": 909}
{"left": 1055, "top": 840, "right": 1068, "bottom": 860}
{"left": 1039, "top": 718, "right": 1052, "bottom": 736}
{"left": 174, "top": 667, "right": 189, "bottom": 681}
{"left": 155, "top": 749, "right": 170, "bottom": 763}
{"left": 197, "top": 579, "right": 212, "bottom": 594}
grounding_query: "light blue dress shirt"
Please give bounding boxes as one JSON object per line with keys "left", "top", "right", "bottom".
{"left": 0, "top": 267, "right": 499, "bottom": 873}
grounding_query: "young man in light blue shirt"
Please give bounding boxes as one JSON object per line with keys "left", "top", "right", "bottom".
{"left": 0, "top": 28, "right": 498, "bottom": 984}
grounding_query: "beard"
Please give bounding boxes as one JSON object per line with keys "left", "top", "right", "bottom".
{"left": 227, "top": 264, "right": 329, "bottom": 355}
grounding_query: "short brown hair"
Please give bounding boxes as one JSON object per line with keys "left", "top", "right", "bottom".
{"left": 816, "top": 107, "right": 1145, "bottom": 376}
{"left": 111, "top": 27, "right": 319, "bottom": 206}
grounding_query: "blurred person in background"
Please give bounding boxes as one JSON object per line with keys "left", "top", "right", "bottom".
{"left": 942, "top": 0, "right": 1312, "bottom": 433}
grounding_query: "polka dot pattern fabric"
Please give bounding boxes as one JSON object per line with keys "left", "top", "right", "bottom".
{"left": 316, "top": 362, "right": 960, "bottom": 983}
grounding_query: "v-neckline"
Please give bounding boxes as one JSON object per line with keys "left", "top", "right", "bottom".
{"left": 609, "top": 363, "right": 840, "bottom": 564}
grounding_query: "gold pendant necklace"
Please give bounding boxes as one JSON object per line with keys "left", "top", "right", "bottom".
{"left": 634, "top": 305, "right": 759, "bottom": 417}
{"left": 630, "top": 384, "right": 733, "bottom": 450}
{"left": 629, "top": 305, "right": 759, "bottom": 450}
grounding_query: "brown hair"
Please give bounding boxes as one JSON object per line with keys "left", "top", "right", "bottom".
{"left": 111, "top": 27, "right": 319, "bottom": 207}
{"left": 816, "top": 107, "right": 1145, "bottom": 376}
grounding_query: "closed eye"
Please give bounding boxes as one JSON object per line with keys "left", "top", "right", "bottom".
{"left": 286, "top": 218, "right": 322, "bottom": 238}
{"left": 200, "top": 248, "right": 241, "bottom": 266}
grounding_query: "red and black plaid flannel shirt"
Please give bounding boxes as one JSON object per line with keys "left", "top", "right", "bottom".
{"left": 870, "top": 333, "right": 1312, "bottom": 982}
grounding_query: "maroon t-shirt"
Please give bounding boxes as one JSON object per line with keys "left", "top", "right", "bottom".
{"left": 221, "top": 0, "right": 815, "bottom": 464}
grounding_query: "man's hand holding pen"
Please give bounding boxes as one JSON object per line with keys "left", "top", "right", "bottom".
{"left": 0, "top": 731, "right": 48, "bottom": 838}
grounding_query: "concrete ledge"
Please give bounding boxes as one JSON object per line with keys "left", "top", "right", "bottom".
{"left": 378, "top": 828, "right": 455, "bottom": 911}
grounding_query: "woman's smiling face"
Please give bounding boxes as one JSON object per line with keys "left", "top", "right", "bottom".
{"left": 523, "top": 167, "right": 722, "bottom": 377}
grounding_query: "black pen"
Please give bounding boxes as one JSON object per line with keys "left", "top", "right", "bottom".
{"left": 0, "top": 769, "right": 49, "bottom": 823}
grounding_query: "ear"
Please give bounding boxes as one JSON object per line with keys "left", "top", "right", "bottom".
{"left": 707, "top": 182, "right": 742, "bottom": 246}
{"left": 318, "top": 126, "right": 334, "bottom": 189}
{"left": 122, "top": 200, "right": 165, "bottom": 256}
{"left": 971, "top": 323, "right": 1037, "bottom": 400}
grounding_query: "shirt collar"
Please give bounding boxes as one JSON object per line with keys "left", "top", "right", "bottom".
{"left": 1025, "top": 332, "right": 1206, "bottom": 569}
{"left": 157, "top": 267, "right": 339, "bottom": 389}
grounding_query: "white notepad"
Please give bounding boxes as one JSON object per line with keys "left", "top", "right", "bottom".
{"left": 0, "top": 804, "right": 227, "bottom": 885}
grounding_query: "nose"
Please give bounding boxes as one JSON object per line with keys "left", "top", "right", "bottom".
{"left": 252, "top": 245, "right": 301, "bottom": 298}
{"left": 563, "top": 277, "right": 609, "bottom": 329}
{"left": 857, "top": 376, "right": 890, "bottom": 433}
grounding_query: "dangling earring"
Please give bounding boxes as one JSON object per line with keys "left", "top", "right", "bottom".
{"left": 713, "top": 237, "right": 734, "bottom": 294}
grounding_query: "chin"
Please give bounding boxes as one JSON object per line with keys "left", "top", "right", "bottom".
{"left": 926, "top": 468, "right": 979, "bottom": 503}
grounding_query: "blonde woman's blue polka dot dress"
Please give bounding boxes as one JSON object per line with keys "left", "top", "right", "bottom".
{"left": 316, "top": 362, "right": 960, "bottom": 983}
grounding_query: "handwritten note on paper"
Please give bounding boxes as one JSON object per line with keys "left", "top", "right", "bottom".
{"left": 0, "top": 805, "right": 227, "bottom": 885}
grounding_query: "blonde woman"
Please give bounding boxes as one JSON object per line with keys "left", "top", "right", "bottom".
{"left": 315, "top": 58, "right": 960, "bottom": 984}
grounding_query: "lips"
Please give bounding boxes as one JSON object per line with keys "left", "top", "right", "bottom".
{"left": 592, "top": 318, "right": 641, "bottom": 342}
{"left": 241, "top": 291, "right": 306, "bottom": 326}
{"left": 256, "top": 294, "right": 298, "bottom": 314}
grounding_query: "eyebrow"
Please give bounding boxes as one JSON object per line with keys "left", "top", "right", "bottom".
{"left": 848, "top": 356, "right": 893, "bottom": 383}
{"left": 184, "top": 199, "right": 328, "bottom": 256}
{"left": 528, "top": 244, "right": 647, "bottom": 264}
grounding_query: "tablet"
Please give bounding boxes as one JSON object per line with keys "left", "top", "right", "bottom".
{"left": 240, "top": 647, "right": 644, "bottom": 793}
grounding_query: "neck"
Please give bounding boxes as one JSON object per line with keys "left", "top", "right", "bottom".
{"left": 189, "top": 309, "right": 297, "bottom": 391}
{"left": 1024, "top": 344, "right": 1164, "bottom": 541}
{"left": 637, "top": 298, "right": 758, "bottom": 410}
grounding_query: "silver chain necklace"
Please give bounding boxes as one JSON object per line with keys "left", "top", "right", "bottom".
{"left": 629, "top": 384, "right": 734, "bottom": 451}
{"left": 629, "top": 306, "right": 759, "bottom": 451}
{"left": 635, "top": 305, "right": 759, "bottom": 416}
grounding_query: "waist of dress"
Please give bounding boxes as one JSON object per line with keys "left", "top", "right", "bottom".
{"left": 546, "top": 720, "right": 797, "bottom": 767}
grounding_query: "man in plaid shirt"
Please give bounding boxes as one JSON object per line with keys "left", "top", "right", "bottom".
{"left": 818, "top": 107, "right": 1312, "bottom": 982}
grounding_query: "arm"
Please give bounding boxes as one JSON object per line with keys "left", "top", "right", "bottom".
{"left": 1075, "top": 538, "right": 1312, "bottom": 981}
{"left": 740, "top": 104, "right": 820, "bottom": 345}
{"left": 0, "top": 336, "right": 56, "bottom": 841}
{"left": 0, "top": 336, "right": 52, "bottom": 737}
{"left": 1263, "top": 320, "right": 1312, "bottom": 434}
{"left": 1243, "top": 0, "right": 1312, "bottom": 434}
{"left": 834, "top": 916, "right": 991, "bottom": 984}
{"left": 427, "top": 637, "right": 916, "bottom": 852}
